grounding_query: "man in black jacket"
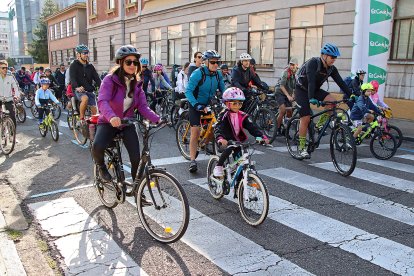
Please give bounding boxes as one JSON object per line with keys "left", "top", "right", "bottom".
{"left": 231, "top": 53, "right": 266, "bottom": 113}
{"left": 69, "top": 44, "right": 101, "bottom": 120}
{"left": 54, "top": 64, "right": 66, "bottom": 100}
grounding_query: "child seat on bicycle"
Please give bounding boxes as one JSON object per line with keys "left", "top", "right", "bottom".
{"left": 213, "top": 87, "right": 268, "bottom": 179}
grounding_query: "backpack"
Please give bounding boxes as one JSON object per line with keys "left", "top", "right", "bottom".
{"left": 193, "top": 68, "right": 221, "bottom": 99}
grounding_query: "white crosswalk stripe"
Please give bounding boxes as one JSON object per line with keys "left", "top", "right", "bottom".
{"left": 269, "top": 143, "right": 367, "bottom": 152}
{"left": 359, "top": 156, "right": 414, "bottom": 173}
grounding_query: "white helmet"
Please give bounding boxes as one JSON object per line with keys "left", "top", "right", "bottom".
{"left": 240, "top": 53, "right": 252, "bottom": 61}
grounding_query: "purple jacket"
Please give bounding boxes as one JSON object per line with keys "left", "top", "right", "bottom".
{"left": 97, "top": 74, "right": 159, "bottom": 124}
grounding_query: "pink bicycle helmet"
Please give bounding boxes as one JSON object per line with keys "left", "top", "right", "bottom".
{"left": 154, "top": 64, "right": 163, "bottom": 71}
{"left": 222, "top": 87, "right": 245, "bottom": 102}
{"left": 370, "top": 80, "right": 379, "bottom": 92}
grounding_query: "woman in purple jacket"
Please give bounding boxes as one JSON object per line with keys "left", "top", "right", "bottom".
{"left": 92, "top": 45, "right": 160, "bottom": 183}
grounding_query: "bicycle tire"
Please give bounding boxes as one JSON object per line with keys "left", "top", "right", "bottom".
{"left": 67, "top": 111, "right": 73, "bottom": 130}
{"left": 72, "top": 115, "right": 88, "bottom": 145}
{"left": 237, "top": 173, "right": 269, "bottom": 226}
{"left": 206, "top": 156, "right": 224, "bottom": 199}
{"left": 0, "top": 117, "right": 16, "bottom": 155}
{"left": 330, "top": 123, "right": 356, "bottom": 177}
{"left": 50, "top": 121, "right": 59, "bottom": 141}
{"left": 30, "top": 106, "right": 39, "bottom": 119}
{"left": 387, "top": 125, "right": 403, "bottom": 148}
{"left": 370, "top": 131, "right": 397, "bottom": 160}
{"left": 285, "top": 117, "right": 303, "bottom": 160}
{"left": 23, "top": 96, "right": 34, "bottom": 108}
{"left": 52, "top": 105, "right": 62, "bottom": 120}
{"left": 170, "top": 105, "right": 180, "bottom": 129}
{"left": 94, "top": 150, "right": 119, "bottom": 209}
{"left": 38, "top": 124, "right": 47, "bottom": 137}
{"left": 254, "top": 107, "right": 277, "bottom": 143}
{"left": 175, "top": 119, "right": 192, "bottom": 160}
{"left": 136, "top": 169, "right": 189, "bottom": 243}
{"left": 16, "top": 104, "right": 26, "bottom": 123}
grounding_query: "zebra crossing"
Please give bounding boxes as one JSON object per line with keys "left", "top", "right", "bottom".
{"left": 27, "top": 148, "right": 414, "bottom": 275}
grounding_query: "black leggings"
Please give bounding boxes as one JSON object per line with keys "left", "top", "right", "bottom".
{"left": 92, "top": 124, "right": 140, "bottom": 180}
{"left": 217, "top": 147, "right": 242, "bottom": 166}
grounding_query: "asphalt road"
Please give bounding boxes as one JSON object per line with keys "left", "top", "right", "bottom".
{"left": 1, "top": 109, "right": 414, "bottom": 275}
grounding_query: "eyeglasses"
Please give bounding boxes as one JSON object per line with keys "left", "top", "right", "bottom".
{"left": 142, "top": 65, "right": 147, "bottom": 68}
{"left": 209, "top": 61, "right": 221, "bottom": 65}
{"left": 229, "top": 101, "right": 243, "bottom": 106}
{"left": 328, "top": 55, "right": 337, "bottom": 59}
{"left": 124, "top": 60, "right": 139, "bottom": 66}
{"left": 81, "top": 51, "right": 89, "bottom": 55}
{"left": 196, "top": 55, "right": 203, "bottom": 59}
{"left": 0, "top": 67, "right": 7, "bottom": 70}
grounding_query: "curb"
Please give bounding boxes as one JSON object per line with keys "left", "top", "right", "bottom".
{"left": 403, "top": 136, "right": 414, "bottom": 143}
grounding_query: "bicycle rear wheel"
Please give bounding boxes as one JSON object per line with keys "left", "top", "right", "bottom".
{"left": 16, "top": 103, "right": 26, "bottom": 123}
{"left": 136, "top": 169, "right": 189, "bottom": 243}
{"left": 387, "top": 125, "right": 403, "bottom": 148}
{"left": 370, "top": 131, "right": 397, "bottom": 160}
{"left": 206, "top": 156, "right": 224, "bottom": 199}
{"left": 23, "top": 95, "right": 34, "bottom": 108}
{"left": 50, "top": 121, "right": 59, "bottom": 141}
{"left": 176, "top": 119, "right": 192, "bottom": 160}
{"left": 52, "top": 104, "right": 62, "bottom": 120}
{"left": 254, "top": 107, "right": 277, "bottom": 143}
{"left": 94, "top": 150, "right": 120, "bottom": 209}
{"left": 72, "top": 115, "right": 88, "bottom": 145}
{"left": 1, "top": 117, "right": 16, "bottom": 155}
{"left": 285, "top": 117, "right": 303, "bottom": 160}
{"left": 330, "top": 123, "right": 356, "bottom": 177}
{"left": 237, "top": 173, "right": 269, "bottom": 226}
{"left": 30, "top": 106, "right": 39, "bottom": 119}
{"left": 67, "top": 111, "right": 73, "bottom": 130}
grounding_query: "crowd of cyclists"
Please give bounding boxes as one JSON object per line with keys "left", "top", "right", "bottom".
{"left": 0, "top": 41, "right": 399, "bottom": 181}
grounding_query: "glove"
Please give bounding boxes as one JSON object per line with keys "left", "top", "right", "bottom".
{"left": 350, "top": 94, "right": 358, "bottom": 103}
{"left": 309, "top": 98, "right": 320, "bottom": 107}
{"left": 195, "top": 103, "right": 206, "bottom": 111}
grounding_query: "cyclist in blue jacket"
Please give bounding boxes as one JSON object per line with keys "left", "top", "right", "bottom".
{"left": 185, "top": 50, "right": 225, "bottom": 172}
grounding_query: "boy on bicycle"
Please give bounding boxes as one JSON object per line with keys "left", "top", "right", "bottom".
{"left": 350, "top": 82, "right": 381, "bottom": 139}
{"left": 34, "top": 78, "right": 60, "bottom": 125}
{"left": 212, "top": 87, "right": 269, "bottom": 180}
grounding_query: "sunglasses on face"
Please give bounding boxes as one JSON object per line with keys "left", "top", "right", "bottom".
{"left": 124, "top": 60, "right": 139, "bottom": 66}
{"left": 196, "top": 55, "right": 203, "bottom": 59}
{"left": 209, "top": 61, "right": 221, "bottom": 65}
{"left": 229, "top": 101, "right": 243, "bottom": 106}
{"left": 0, "top": 67, "right": 7, "bottom": 70}
{"left": 81, "top": 52, "right": 89, "bottom": 55}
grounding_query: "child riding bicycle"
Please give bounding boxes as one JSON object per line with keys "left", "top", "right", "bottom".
{"left": 35, "top": 78, "right": 60, "bottom": 125}
{"left": 212, "top": 87, "right": 269, "bottom": 181}
{"left": 350, "top": 82, "right": 381, "bottom": 139}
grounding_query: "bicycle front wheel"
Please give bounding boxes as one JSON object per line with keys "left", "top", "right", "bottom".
{"left": 206, "top": 155, "right": 224, "bottom": 199}
{"left": 254, "top": 108, "right": 277, "bottom": 143}
{"left": 176, "top": 119, "right": 192, "bottom": 160}
{"left": 387, "top": 125, "right": 403, "bottom": 148}
{"left": 330, "top": 123, "right": 357, "bottom": 177}
{"left": 52, "top": 105, "right": 62, "bottom": 120}
{"left": 237, "top": 173, "right": 269, "bottom": 226}
{"left": 285, "top": 117, "right": 303, "bottom": 160}
{"left": 136, "top": 169, "right": 189, "bottom": 243}
{"left": 50, "top": 121, "right": 59, "bottom": 141}
{"left": 72, "top": 115, "right": 88, "bottom": 145}
{"left": 370, "top": 131, "right": 397, "bottom": 160}
{"left": 94, "top": 150, "right": 120, "bottom": 209}
{"left": 1, "top": 117, "right": 16, "bottom": 155}
{"left": 16, "top": 104, "right": 26, "bottom": 123}
{"left": 30, "top": 106, "right": 39, "bottom": 119}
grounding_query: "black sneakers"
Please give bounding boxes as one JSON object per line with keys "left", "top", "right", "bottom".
{"left": 189, "top": 160, "right": 197, "bottom": 173}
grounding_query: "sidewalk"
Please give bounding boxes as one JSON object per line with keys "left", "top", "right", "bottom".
{"left": 0, "top": 181, "right": 55, "bottom": 276}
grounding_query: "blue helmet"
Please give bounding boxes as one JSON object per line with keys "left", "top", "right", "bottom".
{"left": 40, "top": 78, "right": 50, "bottom": 85}
{"left": 75, "top": 44, "right": 89, "bottom": 53}
{"left": 140, "top": 57, "right": 149, "bottom": 65}
{"left": 320, "top": 43, "right": 340, "bottom": 57}
{"left": 202, "top": 50, "right": 221, "bottom": 61}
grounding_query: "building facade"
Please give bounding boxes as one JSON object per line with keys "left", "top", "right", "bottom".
{"left": 46, "top": 2, "right": 87, "bottom": 71}
{"left": 0, "top": 12, "right": 10, "bottom": 59}
{"left": 86, "top": 0, "right": 413, "bottom": 119}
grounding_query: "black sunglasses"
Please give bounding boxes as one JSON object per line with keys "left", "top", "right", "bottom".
{"left": 209, "top": 61, "right": 221, "bottom": 65}
{"left": 124, "top": 60, "right": 139, "bottom": 66}
{"left": 196, "top": 55, "right": 203, "bottom": 59}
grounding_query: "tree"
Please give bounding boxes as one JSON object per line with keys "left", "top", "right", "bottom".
{"left": 28, "top": 0, "right": 59, "bottom": 63}
{"left": 6, "top": 57, "right": 16, "bottom": 67}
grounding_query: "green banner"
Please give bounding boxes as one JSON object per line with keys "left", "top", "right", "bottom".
{"left": 368, "top": 64, "right": 387, "bottom": 84}
{"left": 370, "top": 0, "right": 392, "bottom": 24}
{"left": 369, "top": 32, "right": 390, "bottom": 56}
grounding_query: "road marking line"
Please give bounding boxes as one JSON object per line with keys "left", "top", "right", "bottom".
{"left": 259, "top": 168, "right": 414, "bottom": 226}
{"left": 311, "top": 162, "right": 414, "bottom": 193}
{"left": 71, "top": 139, "right": 89, "bottom": 149}
{"left": 59, "top": 120, "right": 68, "bottom": 128}
{"left": 28, "top": 198, "right": 148, "bottom": 275}
{"left": 397, "top": 154, "right": 414, "bottom": 161}
{"left": 269, "top": 143, "right": 366, "bottom": 152}
{"left": 125, "top": 196, "right": 311, "bottom": 275}
{"left": 359, "top": 157, "right": 414, "bottom": 173}
{"left": 189, "top": 177, "right": 414, "bottom": 275}
{"left": 29, "top": 184, "right": 94, "bottom": 199}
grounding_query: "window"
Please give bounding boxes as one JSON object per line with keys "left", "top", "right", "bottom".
{"left": 108, "top": 0, "right": 115, "bottom": 10}
{"left": 391, "top": 0, "right": 414, "bottom": 60}
{"left": 66, "top": 49, "right": 71, "bottom": 63}
{"left": 290, "top": 5, "right": 324, "bottom": 65}
{"left": 216, "top": 16, "right": 237, "bottom": 66}
{"left": 91, "top": 0, "right": 97, "bottom": 15}
{"left": 60, "top": 22, "right": 64, "bottom": 39}
{"left": 92, "top": 38, "right": 97, "bottom": 61}
{"left": 50, "top": 51, "right": 54, "bottom": 65}
{"left": 49, "top": 26, "right": 54, "bottom": 40}
{"left": 66, "top": 20, "right": 70, "bottom": 37}
{"left": 168, "top": 25, "right": 182, "bottom": 65}
{"left": 109, "top": 36, "right": 115, "bottom": 60}
{"left": 190, "top": 21, "right": 206, "bottom": 61}
{"left": 54, "top": 24, "right": 58, "bottom": 40}
{"left": 72, "top": 17, "right": 77, "bottom": 35}
{"left": 53, "top": 51, "right": 58, "bottom": 65}
{"left": 130, "top": 32, "right": 136, "bottom": 47}
{"left": 249, "top": 11, "right": 275, "bottom": 67}
{"left": 150, "top": 28, "right": 161, "bottom": 65}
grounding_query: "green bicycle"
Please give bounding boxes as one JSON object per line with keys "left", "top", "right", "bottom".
{"left": 38, "top": 104, "right": 59, "bottom": 142}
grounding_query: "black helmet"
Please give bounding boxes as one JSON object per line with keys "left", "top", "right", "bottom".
{"left": 202, "top": 50, "right": 221, "bottom": 61}
{"left": 220, "top": 64, "right": 228, "bottom": 70}
{"left": 250, "top": 58, "right": 256, "bottom": 66}
{"left": 115, "top": 45, "right": 141, "bottom": 64}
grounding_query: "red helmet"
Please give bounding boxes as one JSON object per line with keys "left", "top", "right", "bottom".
{"left": 370, "top": 80, "right": 379, "bottom": 92}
